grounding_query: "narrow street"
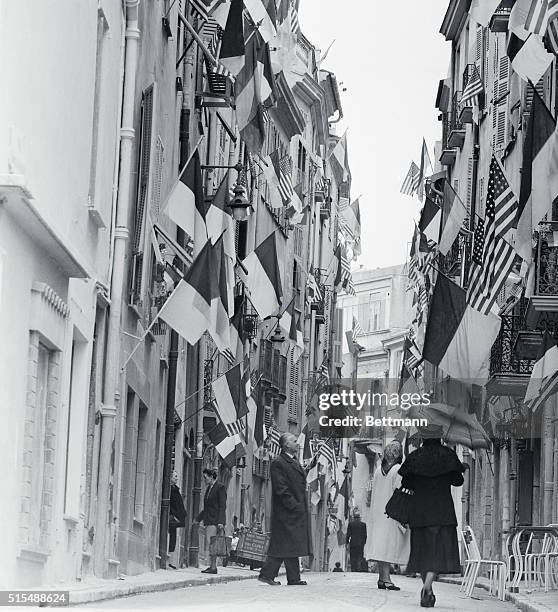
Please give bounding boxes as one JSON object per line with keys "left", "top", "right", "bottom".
{"left": 81, "top": 574, "right": 517, "bottom": 612}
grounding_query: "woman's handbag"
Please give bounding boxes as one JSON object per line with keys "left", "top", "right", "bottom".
{"left": 385, "top": 487, "right": 413, "bottom": 526}
{"left": 209, "top": 525, "right": 229, "bottom": 557}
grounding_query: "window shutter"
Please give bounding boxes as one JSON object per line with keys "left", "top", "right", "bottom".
{"left": 134, "top": 85, "right": 154, "bottom": 252}
{"left": 287, "top": 350, "right": 299, "bottom": 422}
{"left": 466, "top": 157, "right": 474, "bottom": 215}
{"left": 150, "top": 137, "right": 164, "bottom": 221}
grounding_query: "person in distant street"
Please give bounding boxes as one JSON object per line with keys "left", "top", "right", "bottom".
{"left": 332, "top": 561, "right": 343, "bottom": 573}
{"left": 194, "top": 468, "right": 227, "bottom": 575}
{"left": 168, "top": 471, "right": 186, "bottom": 569}
{"left": 258, "top": 433, "right": 312, "bottom": 586}
{"left": 346, "top": 510, "right": 367, "bottom": 572}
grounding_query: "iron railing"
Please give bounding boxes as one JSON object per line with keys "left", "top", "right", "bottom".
{"left": 490, "top": 311, "right": 535, "bottom": 377}
{"left": 535, "top": 221, "right": 558, "bottom": 295}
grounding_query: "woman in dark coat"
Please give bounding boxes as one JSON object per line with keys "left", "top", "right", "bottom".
{"left": 168, "top": 471, "right": 187, "bottom": 567}
{"left": 399, "top": 425, "right": 465, "bottom": 608}
{"left": 259, "top": 433, "right": 312, "bottom": 586}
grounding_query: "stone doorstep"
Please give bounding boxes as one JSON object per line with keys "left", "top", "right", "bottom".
{"left": 63, "top": 567, "right": 269, "bottom": 606}
{"left": 438, "top": 575, "right": 558, "bottom": 612}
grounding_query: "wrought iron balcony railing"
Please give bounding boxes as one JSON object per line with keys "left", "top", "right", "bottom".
{"left": 489, "top": 313, "right": 534, "bottom": 378}
{"left": 535, "top": 221, "right": 558, "bottom": 296}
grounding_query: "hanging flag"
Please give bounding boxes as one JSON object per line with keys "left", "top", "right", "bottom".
{"left": 507, "top": 32, "right": 553, "bottom": 84}
{"left": 279, "top": 298, "right": 303, "bottom": 350}
{"left": 157, "top": 240, "right": 217, "bottom": 346}
{"left": 417, "top": 139, "right": 432, "bottom": 202}
{"left": 403, "top": 337, "right": 422, "bottom": 371}
{"left": 270, "top": 149, "right": 294, "bottom": 204}
{"left": 469, "top": 0, "right": 501, "bottom": 26}
{"left": 523, "top": 0, "right": 558, "bottom": 36}
{"left": 422, "top": 273, "right": 501, "bottom": 382}
{"left": 212, "top": 363, "right": 249, "bottom": 435}
{"left": 334, "top": 245, "right": 355, "bottom": 295}
{"left": 209, "top": 236, "right": 233, "bottom": 353}
{"left": 244, "top": 0, "right": 277, "bottom": 43}
{"left": 266, "top": 425, "right": 282, "bottom": 456}
{"left": 546, "top": 16, "right": 558, "bottom": 53}
{"left": 235, "top": 24, "right": 267, "bottom": 153}
{"left": 328, "top": 131, "right": 349, "bottom": 184}
{"left": 460, "top": 63, "right": 483, "bottom": 122}
{"left": 510, "top": 0, "right": 534, "bottom": 40}
{"left": 225, "top": 295, "right": 245, "bottom": 362}
{"left": 398, "top": 363, "right": 420, "bottom": 397}
{"left": 279, "top": 296, "right": 295, "bottom": 334}
{"left": 352, "top": 316, "right": 365, "bottom": 339}
{"left": 242, "top": 231, "right": 283, "bottom": 318}
{"left": 400, "top": 161, "right": 420, "bottom": 197}
{"left": 306, "top": 270, "right": 323, "bottom": 306}
{"left": 316, "top": 439, "right": 336, "bottom": 482}
{"left": 438, "top": 181, "right": 467, "bottom": 256}
{"left": 307, "top": 461, "right": 321, "bottom": 506}
{"left": 525, "top": 331, "right": 558, "bottom": 412}
{"left": 164, "top": 148, "right": 205, "bottom": 240}
{"left": 516, "top": 87, "right": 556, "bottom": 264}
{"left": 205, "top": 171, "right": 236, "bottom": 259}
{"left": 297, "top": 423, "right": 312, "bottom": 462}
{"left": 342, "top": 198, "right": 361, "bottom": 246}
{"left": 210, "top": 0, "right": 232, "bottom": 28}
{"left": 219, "top": 0, "right": 245, "bottom": 75}
{"left": 190, "top": 0, "right": 210, "bottom": 20}
{"left": 419, "top": 195, "right": 442, "bottom": 246}
{"left": 207, "top": 421, "right": 246, "bottom": 468}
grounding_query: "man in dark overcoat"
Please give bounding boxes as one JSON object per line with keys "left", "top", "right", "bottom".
{"left": 258, "top": 433, "right": 312, "bottom": 586}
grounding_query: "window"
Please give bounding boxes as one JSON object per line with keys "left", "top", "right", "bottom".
{"left": 134, "top": 403, "right": 148, "bottom": 523}
{"left": 354, "top": 292, "right": 387, "bottom": 333}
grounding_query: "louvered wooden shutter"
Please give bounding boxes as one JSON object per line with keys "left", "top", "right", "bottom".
{"left": 134, "top": 85, "right": 154, "bottom": 251}
{"left": 466, "top": 157, "right": 474, "bottom": 216}
{"left": 287, "top": 349, "right": 299, "bottom": 422}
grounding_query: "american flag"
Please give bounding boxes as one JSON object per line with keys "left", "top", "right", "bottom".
{"left": 461, "top": 64, "right": 483, "bottom": 108}
{"left": 270, "top": 149, "right": 293, "bottom": 204}
{"left": 289, "top": 1, "right": 300, "bottom": 35}
{"left": 266, "top": 426, "right": 281, "bottom": 457}
{"left": 316, "top": 439, "right": 336, "bottom": 481}
{"left": 306, "top": 270, "right": 323, "bottom": 306}
{"left": 352, "top": 316, "right": 365, "bottom": 338}
{"left": 400, "top": 161, "right": 420, "bottom": 196}
{"left": 318, "top": 358, "right": 330, "bottom": 383}
{"left": 404, "top": 337, "right": 422, "bottom": 371}
{"left": 338, "top": 246, "right": 355, "bottom": 295}
{"left": 190, "top": 0, "right": 210, "bottom": 21}
{"left": 466, "top": 157, "right": 522, "bottom": 315}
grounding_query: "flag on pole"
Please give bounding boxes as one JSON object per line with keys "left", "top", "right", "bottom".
{"left": 244, "top": 0, "right": 277, "bottom": 43}
{"left": 469, "top": 0, "right": 502, "bottom": 26}
{"left": 516, "top": 87, "right": 556, "bottom": 265}
{"left": 157, "top": 240, "right": 217, "bottom": 346}
{"left": 400, "top": 161, "right": 420, "bottom": 197}
{"left": 207, "top": 421, "right": 246, "bottom": 468}
{"left": 419, "top": 195, "right": 442, "bottom": 246}
{"left": 417, "top": 139, "right": 432, "bottom": 202}
{"left": 524, "top": 331, "right": 558, "bottom": 412}
{"left": 164, "top": 148, "right": 205, "bottom": 240}
{"left": 438, "top": 181, "right": 467, "bottom": 256}
{"left": 219, "top": 0, "right": 245, "bottom": 75}
{"left": 328, "top": 131, "right": 349, "bottom": 184}
{"left": 460, "top": 63, "right": 484, "bottom": 122}
{"left": 523, "top": 0, "right": 558, "bottom": 36}
{"left": 422, "top": 273, "right": 501, "bottom": 382}
{"left": 352, "top": 316, "right": 365, "bottom": 339}
{"left": 507, "top": 32, "right": 553, "bottom": 83}
{"left": 307, "top": 461, "right": 321, "bottom": 505}
{"left": 317, "top": 439, "right": 337, "bottom": 482}
{"left": 209, "top": 236, "right": 233, "bottom": 352}
{"left": 205, "top": 171, "right": 236, "bottom": 259}
{"left": 270, "top": 149, "right": 294, "bottom": 204}
{"left": 242, "top": 231, "right": 283, "bottom": 318}
{"left": 266, "top": 425, "right": 281, "bottom": 456}
{"left": 334, "top": 245, "right": 355, "bottom": 295}
{"left": 212, "top": 363, "right": 249, "bottom": 435}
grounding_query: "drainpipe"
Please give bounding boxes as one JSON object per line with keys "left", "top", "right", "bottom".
{"left": 95, "top": 0, "right": 140, "bottom": 577}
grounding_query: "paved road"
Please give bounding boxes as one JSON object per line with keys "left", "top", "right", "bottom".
{"left": 81, "top": 572, "right": 519, "bottom": 612}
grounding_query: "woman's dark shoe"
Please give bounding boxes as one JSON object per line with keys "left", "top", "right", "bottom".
{"left": 378, "top": 580, "right": 400, "bottom": 590}
{"left": 420, "top": 588, "right": 435, "bottom": 607}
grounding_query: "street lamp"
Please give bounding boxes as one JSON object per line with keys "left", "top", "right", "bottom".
{"left": 229, "top": 183, "right": 251, "bottom": 222}
{"left": 270, "top": 324, "right": 285, "bottom": 345}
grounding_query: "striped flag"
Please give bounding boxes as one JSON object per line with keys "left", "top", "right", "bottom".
{"left": 400, "top": 161, "right": 420, "bottom": 196}
{"left": 417, "top": 139, "right": 432, "bottom": 202}
{"left": 306, "top": 270, "right": 323, "bottom": 306}
{"left": 270, "top": 149, "right": 293, "bottom": 204}
{"left": 289, "top": 0, "right": 300, "bottom": 34}
{"left": 318, "top": 359, "right": 330, "bottom": 384}
{"left": 460, "top": 64, "right": 483, "bottom": 114}
{"left": 207, "top": 421, "right": 246, "bottom": 468}
{"left": 335, "top": 245, "right": 355, "bottom": 295}
{"left": 190, "top": 0, "right": 210, "bottom": 20}
{"left": 352, "top": 316, "right": 365, "bottom": 338}
{"left": 317, "top": 439, "right": 336, "bottom": 482}
{"left": 403, "top": 337, "right": 422, "bottom": 371}
{"left": 212, "top": 363, "right": 249, "bottom": 436}
{"left": 266, "top": 425, "right": 281, "bottom": 457}
{"left": 525, "top": 331, "right": 558, "bottom": 412}
{"left": 244, "top": 0, "right": 277, "bottom": 43}
{"left": 524, "top": 0, "right": 558, "bottom": 36}
{"left": 546, "top": 16, "right": 558, "bottom": 53}
{"left": 467, "top": 158, "right": 522, "bottom": 316}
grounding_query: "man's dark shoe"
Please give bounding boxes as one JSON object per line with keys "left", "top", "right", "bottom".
{"left": 258, "top": 576, "right": 280, "bottom": 586}
{"left": 168, "top": 563, "right": 176, "bottom": 569}
{"left": 201, "top": 567, "right": 217, "bottom": 574}
{"left": 287, "top": 580, "right": 307, "bottom": 585}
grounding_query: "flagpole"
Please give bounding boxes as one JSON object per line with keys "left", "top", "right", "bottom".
{"left": 178, "top": 10, "right": 218, "bottom": 66}
{"left": 161, "top": 134, "right": 204, "bottom": 212}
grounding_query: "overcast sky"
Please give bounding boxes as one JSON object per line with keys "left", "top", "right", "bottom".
{"left": 298, "top": 0, "right": 451, "bottom": 270}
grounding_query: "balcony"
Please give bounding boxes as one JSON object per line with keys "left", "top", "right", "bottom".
{"left": 259, "top": 340, "right": 287, "bottom": 400}
{"left": 438, "top": 236, "right": 463, "bottom": 278}
{"left": 487, "top": 313, "right": 534, "bottom": 396}
{"left": 490, "top": 0, "right": 514, "bottom": 33}
{"left": 448, "top": 92, "right": 466, "bottom": 149}
{"left": 440, "top": 112, "right": 457, "bottom": 166}
{"left": 528, "top": 222, "right": 558, "bottom": 324}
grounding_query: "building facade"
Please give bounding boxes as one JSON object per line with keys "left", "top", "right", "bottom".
{"left": 0, "top": 0, "right": 356, "bottom": 587}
